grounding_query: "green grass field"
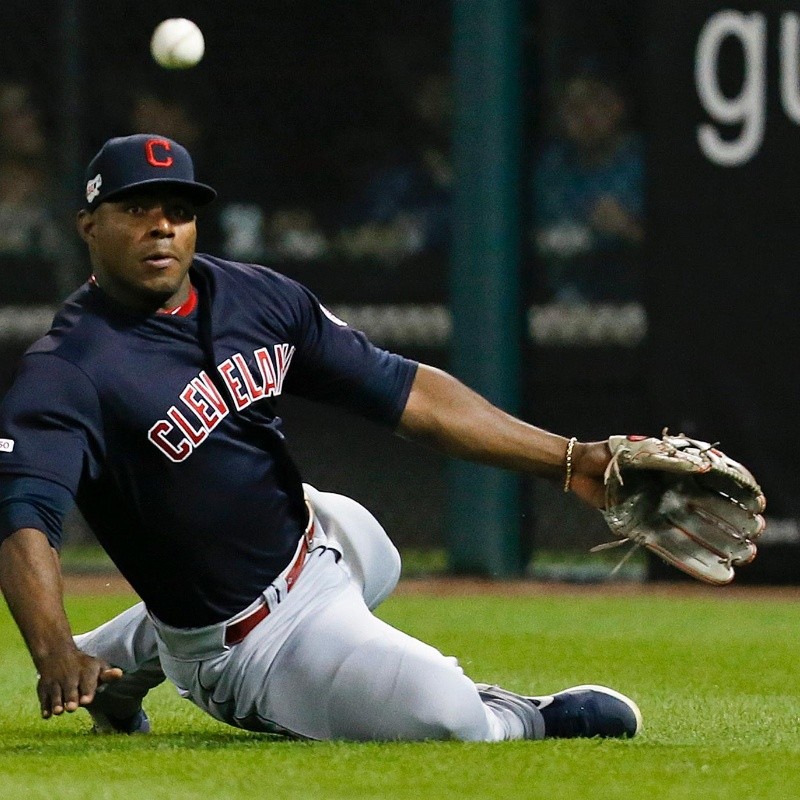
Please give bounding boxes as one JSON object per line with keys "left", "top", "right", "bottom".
{"left": 1, "top": 584, "right": 798, "bottom": 800}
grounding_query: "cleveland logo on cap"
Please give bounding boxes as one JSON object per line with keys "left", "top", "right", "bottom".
{"left": 145, "top": 138, "right": 174, "bottom": 168}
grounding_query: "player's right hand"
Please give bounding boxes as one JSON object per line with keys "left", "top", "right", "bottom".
{"left": 36, "top": 647, "right": 123, "bottom": 719}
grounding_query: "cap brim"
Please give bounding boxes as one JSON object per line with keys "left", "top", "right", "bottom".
{"left": 92, "top": 178, "right": 217, "bottom": 208}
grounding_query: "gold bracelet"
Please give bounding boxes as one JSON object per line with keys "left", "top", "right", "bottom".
{"left": 563, "top": 437, "right": 577, "bottom": 493}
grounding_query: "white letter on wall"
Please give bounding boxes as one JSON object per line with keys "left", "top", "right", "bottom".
{"left": 696, "top": 10, "right": 767, "bottom": 166}
{"left": 780, "top": 13, "right": 800, "bottom": 122}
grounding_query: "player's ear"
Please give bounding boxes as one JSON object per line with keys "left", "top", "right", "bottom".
{"left": 76, "top": 209, "right": 94, "bottom": 242}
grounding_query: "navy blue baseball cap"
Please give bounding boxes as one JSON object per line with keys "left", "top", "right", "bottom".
{"left": 82, "top": 133, "right": 217, "bottom": 210}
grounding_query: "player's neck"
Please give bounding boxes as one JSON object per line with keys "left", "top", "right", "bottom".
{"left": 159, "top": 284, "right": 198, "bottom": 316}
{"left": 158, "top": 279, "right": 193, "bottom": 313}
{"left": 89, "top": 273, "right": 194, "bottom": 315}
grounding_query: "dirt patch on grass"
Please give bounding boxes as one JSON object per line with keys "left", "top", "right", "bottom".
{"left": 63, "top": 570, "right": 800, "bottom": 601}
{"left": 397, "top": 576, "right": 800, "bottom": 601}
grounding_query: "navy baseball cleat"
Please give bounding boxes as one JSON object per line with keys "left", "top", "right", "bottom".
{"left": 476, "top": 683, "right": 641, "bottom": 739}
{"left": 530, "top": 685, "right": 642, "bottom": 738}
{"left": 88, "top": 707, "right": 151, "bottom": 735}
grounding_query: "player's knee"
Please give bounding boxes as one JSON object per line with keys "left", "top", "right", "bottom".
{"left": 73, "top": 602, "right": 157, "bottom": 665}
{"left": 304, "top": 484, "right": 401, "bottom": 608}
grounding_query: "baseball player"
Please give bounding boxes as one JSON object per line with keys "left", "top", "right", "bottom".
{"left": 0, "top": 134, "right": 641, "bottom": 742}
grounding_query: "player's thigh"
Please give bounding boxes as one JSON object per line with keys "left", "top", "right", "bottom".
{"left": 260, "top": 581, "right": 490, "bottom": 741}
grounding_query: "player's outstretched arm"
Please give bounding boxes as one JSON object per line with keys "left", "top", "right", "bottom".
{"left": 0, "top": 528, "right": 122, "bottom": 719}
{"left": 398, "top": 363, "right": 611, "bottom": 508}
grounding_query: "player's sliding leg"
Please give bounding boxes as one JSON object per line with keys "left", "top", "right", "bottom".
{"left": 262, "top": 576, "right": 543, "bottom": 740}
{"left": 294, "top": 487, "right": 640, "bottom": 739}
{"left": 153, "top": 547, "right": 543, "bottom": 741}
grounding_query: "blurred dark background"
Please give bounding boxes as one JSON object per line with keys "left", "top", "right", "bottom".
{"left": 1, "top": 1, "right": 796, "bottom": 582}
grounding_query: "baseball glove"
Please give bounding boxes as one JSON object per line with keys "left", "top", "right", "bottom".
{"left": 596, "top": 431, "right": 766, "bottom": 585}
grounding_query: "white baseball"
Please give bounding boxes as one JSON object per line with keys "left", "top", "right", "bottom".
{"left": 150, "top": 18, "right": 205, "bottom": 70}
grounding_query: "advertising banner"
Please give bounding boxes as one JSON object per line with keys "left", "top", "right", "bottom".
{"left": 645, "top": 1, "right": 800, "bottom": 579}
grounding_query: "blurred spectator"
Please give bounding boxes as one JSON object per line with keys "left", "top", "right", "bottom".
{"left": 0, "top": 80, "right": 62, "bottom": 304}
{"left": 122, "top": 84, "right": 329, "bottom": 265}
{"left": 531, "top": 67, "right": 644, "bottom": 303}
{"left": 263, "top": 207, "right": 329, "bottom": 262}
{"left": 335, "top": 70, "right": 452, "bottom": 266}
{"left": 217, "top": 203, "right": 329, "bottom": 264}
{"left": 128, "top": 89, "right": 204, "bottom": 155}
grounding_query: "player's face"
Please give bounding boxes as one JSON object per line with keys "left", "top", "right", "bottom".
{"left": 77, "top": 191, "right": 198, "bottom": 311}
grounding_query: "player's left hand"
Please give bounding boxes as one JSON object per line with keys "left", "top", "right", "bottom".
{"left": 36, "top": 646, "right": 123, "bottom": 719}
{"left": 598, "top": 432, "right": 766, "bottom": 584}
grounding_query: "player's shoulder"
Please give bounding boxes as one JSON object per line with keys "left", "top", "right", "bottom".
{"left": 25, "top": 283, "right": 99, "bottom": 357}
{"left": 22, "top": 282, "right": 130, "bottom": 379}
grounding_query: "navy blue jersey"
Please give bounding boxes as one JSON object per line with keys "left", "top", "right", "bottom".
{"left": 0, "top": 255, "right": 417, "bottom": 626}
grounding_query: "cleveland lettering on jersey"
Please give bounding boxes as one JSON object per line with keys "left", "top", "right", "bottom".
{"left": 148, "top": 343, "right": 295, "bottom": 462}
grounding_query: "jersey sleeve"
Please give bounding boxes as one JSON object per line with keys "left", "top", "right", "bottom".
{"left": 0, "top": 475, "right": 74, "bottom": 549}
{"left": 0, "top": 354, "right": 105, "bottom": 493}
{"left": 280, "top": 281, "right": 418, "bottom": 427}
